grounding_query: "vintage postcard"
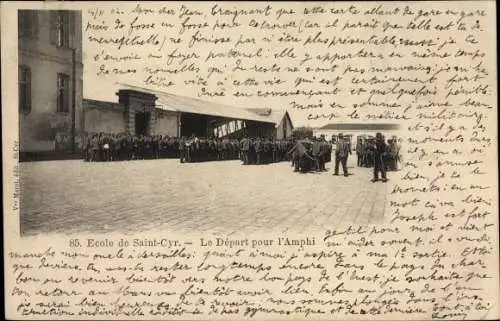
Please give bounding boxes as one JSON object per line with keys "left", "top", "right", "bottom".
{"left": 2, "top": 1, "right": 498, "bottom": 320}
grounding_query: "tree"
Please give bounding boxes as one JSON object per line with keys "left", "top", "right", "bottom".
{"left": 293, "top": 126, "right": 313, "bottom": 140}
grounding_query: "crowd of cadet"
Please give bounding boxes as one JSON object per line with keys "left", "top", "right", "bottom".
{"left": 83, "top": 132, "right": 294, "bottom": 164}
{"left": 83, "top": 131, "right": 401, "bottom": 182}
{"left": 288, "top": 136, "right": 332, "bottom": 173}
{"left": 355, "top": 134, "right": 401, "bottom": 172}
{"left": 84, "top": 133, "right": 181, "bottom": 162}
{"left": 179, "top": 136, "right": 294, "bottom": 164}
{"left": 332, "top": 132, "right": 401, "bottom": 182}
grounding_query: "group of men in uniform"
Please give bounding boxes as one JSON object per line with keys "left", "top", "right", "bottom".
{"left": 83, "top": 131, "right": 400, "bottom": 183}
{"left": 178, "top": 136, "right": 240, "bottom": 163}
{"left": 310, "top": 132, "right": 400, "bottom": 182}
{"left": 180, "top": 135, "right": 294, "bottom": 164}
{"left": 84, "top": 132, "right": 183, "bottom": 162}
{"left": 352, "top": 133, "right": 401, "bottom": 182}
{"left": 238, "top": 136, "right": 294, "bottom": 165}
{"left": 82, "top": 132, "right": 295, "bottom": 164}
{"left": 356, "top": 134, "right": 401, "bottom": 172}
{"left": 288, "top": 136, "right": 332, "bottom": 172}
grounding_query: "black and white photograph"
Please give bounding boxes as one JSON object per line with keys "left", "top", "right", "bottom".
{"left": 17, "top": 7, "right": 403, "bottom": 236}
{"left": 4, "top": 2, "right": 498, "bottom": 320}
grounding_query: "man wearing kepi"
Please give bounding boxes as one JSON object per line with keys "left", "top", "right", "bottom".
{"left": 372, "top": 132, "right": 388, "bottom": 182}
{"left": 334, "top": 133, "right": 351, "bottom": 176}
{"left": 240, "top": 135, "right": 250, "bottom": 165}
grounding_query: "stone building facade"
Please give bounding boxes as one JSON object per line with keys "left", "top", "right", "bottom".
{"left": 83, "top": 90, "right": 180, "bottom": 138}
{"left": 18, "top": 10, "right": 83, "bottom": 156}
{"left": 17, "top": 11, "right": 293, "bottom": 160}
{"left": 83, "top": 88, "right": 293, "bottom": 141}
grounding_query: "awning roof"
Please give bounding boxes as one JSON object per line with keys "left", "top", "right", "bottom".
{"left": 117, "top": 83, "right": 286, "bottom": 125}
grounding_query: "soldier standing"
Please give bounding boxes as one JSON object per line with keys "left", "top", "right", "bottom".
{"left": 215, "top": 138, "right": 222, "bottom": 160}
{"left": 222, "top": 138, "right": 229, "bottom": 160}
{"left": 179, "top": 136, "right": 186, "bottom": 163}
{"left": 318, "top": 136, "right": 327, "bottom": 171}
{"left": 371, "top": 132, "right": 388, "bottom": 182}
{"left": 394, "top": 138, "right": 402, "bottom": 170}
{"left": 186, "top": 137, "right": 193, "bottom": 163}
{"left": 254, "top": 137, "right": 262, "bottom": 165}
{"left": 100, "top": 133, "right": 109, "bottom": 162}
{"left": 109, "top": 134, "right": 116, "bottom": 161}
{"left": 365, "top": 137, "right": 375, "bottom": 167}
{"left": 240, "top": 136, "right": 250, "bottom": 165}
{"left": 272, "top": 138, "right": 278, "bottom": 163}
{"left": 388, "top": 138, "right": 400, "bottom": 171}
{"left": 262, "top": 137, "right": 270, "bottom": 164}
{"left": 356, "top": 137, "right": 364, "bottom": 167}
{"left": 312, "top": 137, "right": 321, "bottom": 171}
{"left": 83, "top": 132, "right": 90, "bottom": 161}
{"left": 326, "top": 139, "right": 333, "bottom": 163}
{"left": 90, "top": 133, "right": 99, "bottom": 162}
{"left": 334, "top": 133, "right": 351, "bottom": 176}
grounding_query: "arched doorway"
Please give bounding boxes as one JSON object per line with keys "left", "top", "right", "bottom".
{"left": 135, "top": 112, "right": 150, "bottom": 136}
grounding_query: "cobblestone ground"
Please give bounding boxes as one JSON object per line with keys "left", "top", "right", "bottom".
{"left": 20, "top": 156, "right": 387, "bottom": 236}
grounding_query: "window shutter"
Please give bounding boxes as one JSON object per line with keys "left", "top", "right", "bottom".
{"left": 18, "top": 11, "right": 24, "bottom": 37}
{"left": 18, "top": 67, "right": 22, "bottom": 112}
{"left": 68, "top": 12, "right": 75, "bottom": 49}
{"left": 57, "top": 73, "right": 62, "bottom": 112}
{"left": 26, "top": 67, "right": 31, "bottom": 113}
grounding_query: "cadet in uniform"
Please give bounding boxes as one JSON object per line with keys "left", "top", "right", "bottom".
{"left": 254, "top": 137, "right": 262, "bottom": 165}
{"left": 324, "top": 138, "right": 332, "bottom": 164}
{"left": 312, "top": 137, "right": 321, "bottom": 171}
{"left": 334, "top": 133, "right": 351, "bottom": 176}
{"left": 262, "top": 138, "right": 271, "bottom": 164}
{"left": 364, "top": 137, "right": 375, "bottom": 168}
{"left": 91, "top": 134, "right": 100, "bottom": 162}
{"left": 387, "top": 138, "right": 400, "bottom": 171}
{"left": 179, "top": 136, "right": 187, "bottom": 163}
{"left": 83, "top": 133, "right": 91, "bottom": 161}
{"left": 317, "top": 136, "right": 327, "bottom": 171}
{"left": 356, "top": 136, "right": 364, "bottom": 167}
{"left": 371, "top": 132, "right": 388, "bottom": 182}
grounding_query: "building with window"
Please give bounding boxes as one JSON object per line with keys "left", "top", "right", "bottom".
{"left": 18, "top": 10, "right": 83, "bottom": 158}
{"left": 18, "top": 11, "right": 293, "bottom": 161}
{"left": 313, "top": 123, "right": 401, "bottom": 144}
{"left": 84, "top": 87, "right": 294, "bottom": 141}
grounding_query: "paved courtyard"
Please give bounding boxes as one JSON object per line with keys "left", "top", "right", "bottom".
{"left": 20, "top": 157, "right": 387, "bottom": 236}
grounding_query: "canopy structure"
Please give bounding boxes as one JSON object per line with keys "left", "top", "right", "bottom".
{"left": 115, "top": 83, "right": 294, "bottom": 139}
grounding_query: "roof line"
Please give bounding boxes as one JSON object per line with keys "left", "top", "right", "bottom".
{"left": 116, "top": 82, "right": 283, "bottom": 114}
{"left": 116, "top": 82, "right": 251, "bottom": 111}
{"left": 115, "top": 82, "right": 287, "bottom": 125}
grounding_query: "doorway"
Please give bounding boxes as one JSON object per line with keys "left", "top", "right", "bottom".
{"left": 135, "top": 112, "right": 150, "bottom": 136}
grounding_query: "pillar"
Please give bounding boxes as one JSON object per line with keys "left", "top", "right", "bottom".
{"left": 148, "top": 110, "right": 155, "bottom": 135}
{"left": 117, "top": 89, "right": 157, "bottom": 135}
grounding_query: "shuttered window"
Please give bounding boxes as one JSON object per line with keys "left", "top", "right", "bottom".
{"left": 19, "top": 65, "right": 31, "bottom": 114}
{"left": 18, "top": 10, "right": 38, "bottom": 39}
{"left": 50, "top": 11, "right": 74, "bottom": 48}
{"left": 57, "top": 73, "right": 70, "bottom": 113}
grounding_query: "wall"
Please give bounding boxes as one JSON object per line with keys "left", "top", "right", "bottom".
{"left": 276, "top": 114, "right": 294, "bottom": 140}
{"left": 83, "top": 100, "right": 179, "bottom": 136}
{"left": 18, "top": 10, "right": 83, "bottom": 153}
{"left": 117, "top": 90, "right": 157, "bottom": 135}
{"left": 84, "top": 106, "right": 126, "bottom": 134}
{"left": 154, "top": 110, "right": 179, "bottom": 136}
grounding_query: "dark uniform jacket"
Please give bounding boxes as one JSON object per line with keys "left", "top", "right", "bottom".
{"left": 372, "top": 139, "right": 387, "bottom": 162}
{"left": 336, "top": 139, "right": 351, "bottom": 158}
{"left": 254, "top": 139, "right": 262, "bottom": 152}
